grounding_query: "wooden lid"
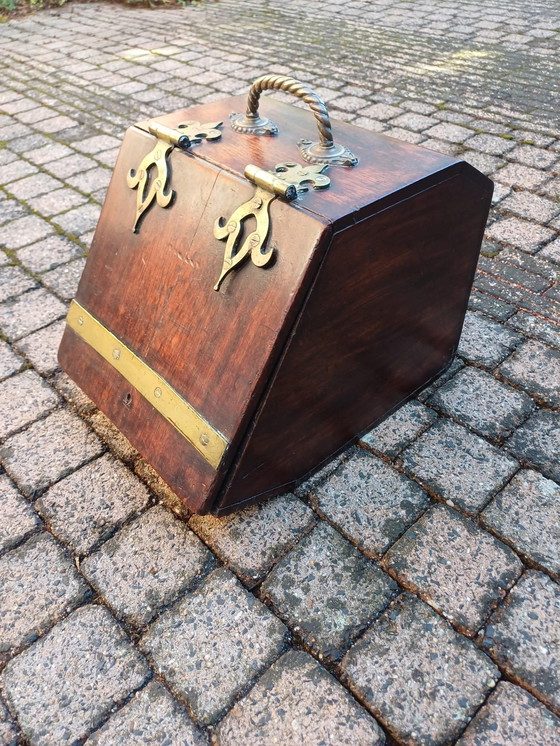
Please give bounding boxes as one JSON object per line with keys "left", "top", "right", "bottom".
{"left": 138, "top": 94, "right": 465, "bottom": 230}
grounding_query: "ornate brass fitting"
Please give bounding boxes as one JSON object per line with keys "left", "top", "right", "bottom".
{"left": 213, "top": 162, "right": 330, "bottom": 291}
{"left": 127, "top": 119, "right": 222, "bottom": 233}
{"left": 230, "top": 76, "right": 358, "bottom": 167}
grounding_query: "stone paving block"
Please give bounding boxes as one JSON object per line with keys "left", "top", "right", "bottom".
{"left": 0, "top": 160, "right": 36, "bottom": 187}
{"left": 456, "top": 681, "right": 560, "bottom": 746}
{"left": 482, "top": 469, "right": 560, "bottom": 578}
{"left": 540, "top": 177, "right": 560, "bottom": 201}
{"left": 486, "top": 217, "right": 555, "bottom": 253}
{"left": 15, "top": 234, "right": 83, "bottom": 273}
{"left": 0, "top": 214, "right": 54, "bottom": 250}
{"left": 0, "top": 340, "right": 24, "bottom": 381}
{"left": 466, "top": 133, "right": 516, "bottom": 155}
{"left": 27, "top": 187, "right": 88, "bottom": 218}
{"left": 478, "top": 255, "right": 553, "bottom": 293}
{"left": 310, "top": 449, "right": 430, "bottom": 558}
{"left": 39, "top": 115, "right": 79, "bottom": 134}
{"left": 215, "top": 650, "right": 384, "bottom": 746}
{"left": 428, "top": 367, "right": 535, "bottom": 440}
{"left": 15, "top": 106, "right": 57, "bottom": 125}
{"left": 0, "top": 287, "right": 66, "bottom": 341}
{"left": 0, "top": 532, "right": 89, "bottom": 654}
{"left": 0, "top": 474, "right": 41, "bottom": 552}
{"left": 15, "top": 319, "right": 64, "bottom": 375}
{"left": 141, "top": 567, "right": 289, "bottom": 725}
{"left": 424, "top": 122, "right": 473, "bottom": 142}
{"left": 25, "top": 142, "right": 74, "bottom": 165}
{"left": 499, "top": 340, "right": 560, "bottom": 407}
{"left": 481, "top": 571, "right": 560, "bottom": 713}
{"left": 468, "top": 289, "right": 517, "bottom": 321}
{"left": 0, "top": 408, "right": 104, "bottom": 497}
{"left": 41, "top": 257, "right": 85, "bottom": 301}
{"left": 506, "top": 408, "right": 560, "bottom": 483}
{"left": 37, "top": 453, "right": 149, "bottom": 555}
{"left": 390, "top": 112, "right": 435, "bottom": 131}
{"left": 85, "top": 681, "right": 208, "bottom": 746}
{"left": 0, "top": 370, "right": 59, "bottom": 439}
{"left": 342, "top": 593, "right": 499, "bottom": 746}
{"left": 189, "top": 493, "right": 315, "bottom": 587}
{"left": 0, "top": 266, "right": 36, "bottom": 303}
{"left": 490, "top": 182, "right": 511, "bottom": 206}
{"left": 67, "top": 167, "right": 112, "bottom": 194}
{"left": 52, "top": 370, "right": 97, "bottom": 415}
{"left": 458, "top": 310, "right": 522, "bottom": 367}
{"left": 45, "top": 153, "right": 97, "bottom": 179}
{"left": 82, "top": 505, "right": 214, "bottom": 626}
{"left": 508, "top": 144, "right": 558, "bottom": 170}
{"left": 383, "top": 504, "right": 523, "bottom": 635}
{"left": 133, "top": 458, "right": 190, "bottom": 518}
{"left": 384, "top": 126, "right": 425, "bottom": 144}
{"left": 494, "top": 162, "right": 550, "bottom": 189}
{"left": 7, "top": 173, "right": 64, "bottom": 201}
{"left": 53, "top": 203, "right": 101, "bottom": 236}
{"left": 89, "top": 411, "right": 138, "bottom": 464}
{"left": 540, "top": 237, "right": 560, "bottom": 265}
{"left": 500, "top": 190, "right": 559, "bottom": 224}
{"left": 0, "top": 199, "right": 28, "bottom": 226}
{"left": 401, "top": 419, "right": 519, "bottom": 514}
{"left": 73, "top": 135, "right": 122, "bottom": 155}
{"left": 358, "top": 102, "right": 401, "bottom": 120}
{"left": 462, "top": 150, "right": 504, "bottom": 175}
{"left": 508, "top": 310, "right": 560, "bottom": 349}
{"left": 417, "top": 358, "right": 465, "bottom": 402}
{"left": 359, "top": 400, "right": 437, "bottom": 457}
{"left": 498, "top": 246, "right": 560, "bottom": 282}
{"left": 261, "top": 522, "right": 398, "bottom": 661}
{"left": 0, "top": 699, "right": 17, "bottom": 746}
{"left": 0, "top": 605, "right": 150, "bottom": 746}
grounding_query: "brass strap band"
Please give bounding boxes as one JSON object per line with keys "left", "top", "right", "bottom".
{"left": 66, "top": 300, "right": 228, "bottom": 470}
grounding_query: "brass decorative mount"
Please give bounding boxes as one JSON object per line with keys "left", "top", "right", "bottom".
{"left": 127, "top": 119, "right": 223, "bottom": 233}
{"left": 229, "top": 75, "right": 359, "bottom": 167}
{"left": 213, "top": 162, "right": 330, "bottom": 291}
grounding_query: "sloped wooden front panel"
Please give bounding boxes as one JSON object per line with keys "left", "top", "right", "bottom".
{"left": 59, "top": 125, "right": 331, "bottom": 512}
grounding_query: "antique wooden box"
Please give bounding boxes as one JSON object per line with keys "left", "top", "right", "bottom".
{"left": 58, "top": 76, "right": 493, "bottom": 514}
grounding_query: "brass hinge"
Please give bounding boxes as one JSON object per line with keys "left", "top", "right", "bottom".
{"left": 213, "top": 162, "right": 330, "bottom": 291}
{"left": 127, "top": 119, "right": 222, "bottom": 233}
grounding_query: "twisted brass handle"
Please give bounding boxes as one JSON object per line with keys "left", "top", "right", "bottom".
{"left": 230, "top": 75, "right": 358, "bottom": 167}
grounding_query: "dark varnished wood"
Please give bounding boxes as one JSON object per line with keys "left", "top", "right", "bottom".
{"left": 59, "top": 92, "right": 492, "bottom": 514}
{"left": 216, "top": 164, "right": 492, "bottom": 512}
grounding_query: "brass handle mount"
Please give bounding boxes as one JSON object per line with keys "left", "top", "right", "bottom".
{"left": 230, "top": 75, "right": 358, "bottom": 167}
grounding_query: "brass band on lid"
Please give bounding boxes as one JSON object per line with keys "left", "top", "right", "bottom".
{"left": 66, "top": 300, "right": 228, "bottom": 469}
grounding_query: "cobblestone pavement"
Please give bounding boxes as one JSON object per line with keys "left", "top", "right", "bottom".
{"left": 1, "top": 0, "right": 559, "bottom": 743}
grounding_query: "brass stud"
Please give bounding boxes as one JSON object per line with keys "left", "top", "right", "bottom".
{"left": 200, "top": 433, "right": 210, "bottom": 446}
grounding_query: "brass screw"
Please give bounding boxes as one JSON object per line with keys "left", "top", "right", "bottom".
{"left": 252, "top": 197, "right": 263, "bottom": 208}
{"left": 78, "top": 316, "right": 84, "bottom": 326}
{"left": 227, "top": 221, "right": 237, "bottom": 233}
{"left": 154, "top": 387, "right": 162, "bottom": 398}
{"left": 112, "top": 348, "right": 121, "bottom": 360}
{"left": 200, "top": 433, "right": 210, "bottom": 446}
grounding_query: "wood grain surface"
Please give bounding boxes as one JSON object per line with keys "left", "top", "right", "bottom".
{"left": 59, "top": 92, "right": 492, "bottom": 513}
